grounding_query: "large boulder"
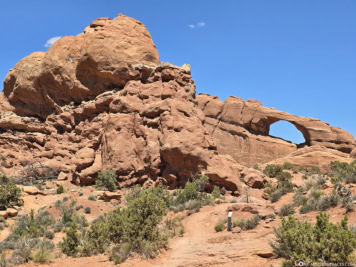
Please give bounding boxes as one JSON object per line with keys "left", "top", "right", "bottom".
{"left": 3, "top": 14, "right": 160, "bottom": 119}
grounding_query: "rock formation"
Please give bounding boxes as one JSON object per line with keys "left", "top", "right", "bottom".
{"left": 197, "top": 94, "right": 355, "bottom": 166}
{"left": 0, "top": 14, "right": 354, "bottom": 195}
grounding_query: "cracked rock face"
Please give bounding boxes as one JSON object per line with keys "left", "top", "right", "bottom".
{"left": 0, "top": 14, "right": 354, "bottom": 193}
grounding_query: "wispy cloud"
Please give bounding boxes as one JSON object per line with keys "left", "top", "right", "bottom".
{"left": 197, "top": 22, "right": 206, "bottom": 28}
{"left": 44, "top": 36, "right": 62, "bottom": 48}
{"left": 188, "top": 22, "right": 206, "bottom": 29}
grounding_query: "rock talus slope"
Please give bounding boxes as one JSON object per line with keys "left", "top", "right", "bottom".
{"left": 0, "top": 14, "right": 355, "bottom": 194}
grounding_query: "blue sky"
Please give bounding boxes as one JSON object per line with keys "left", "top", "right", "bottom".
{"left": 0, "top": 0, "right": 355, "bottom": 144}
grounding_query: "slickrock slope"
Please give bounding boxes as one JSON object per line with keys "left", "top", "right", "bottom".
{"left": 197, "top": 94, "right": 355, "bottom": 166}
{"left": 0, "top": 13, "right": 354, "bottom": 195}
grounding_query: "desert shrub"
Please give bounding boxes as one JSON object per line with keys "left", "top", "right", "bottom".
{"left": 265, "top": 171, "right": 294, "bottom": 203}
{"left": 162, "top": 215, "right": 185, "bottom": 238}
{"left": 44, "top": 231, "right": 54, "bottom": 240}
{"left": 75, "top": 205, "right": 83, "bottom": 211}
{"left": 126, "top": 184, "right": 173, "bottom": 208}
{"left": 59, "top": 223, "right": 80, "bottom": 257}
{"left": 263, "top": 164, "right": 283, "bottom": 178}
{"left": 184, "top": 199, "right": 202, "bottom": 211}
{"left": 7, "top": 238, "right": 54, "bottom": 265}
{"left": 56, "top": 185, "right": 64, "bottom": 194}
{"left": 61, "top": 186, "right": 168, "bottom": 261}
{"left": 233, "top": 215, "right": 260, "bottom": 230}
{"left": 282, "top": 162, "right": 294, "bottom": 170}
{"left": 212, "top": 186, "right": 221, "bottom": 199}
{"left": 270, "top": 190, "right": 284, "bottom": 203}
{"left": 0, "top": 254, "right": 7, "bottom": 267}
{"left": 88, "top": 195, "right": 96, "bottom": 201}
{"left": 95, "top": 169, "right": 118, "bottom": 192}
{"left": 56, "top": 199, "right": 76, "bottom": 225}
{"left": 53, "top": 223, "right": 63, "bottom": 233}
{"left": 214, "top": 219, "right": 227, "bottom": 232}
{"left": 345, "top": 174, "right": 356, "bottom": 184}
{"left": 330, "top": 160, "right": 356, "bottom": 184}
{"left": 0, "top": 175, "right": 22, "bottom": 210}
{"left": 111, "top": 243, "right": 131, "bottom": 264}
{"left": 32, "top": 246, "right": 52, "bottom": 263}
{"left": 293, "top": 191, "right": 307, "bottom": 206}
{"left": 299, "top": 190, "right": 339, "bottom": 214}
{"left": 279, "top": 204, "right": 295, "bottom": 217}
{"left": 310, "top": 166, "right": 321, "bottom": 175}
{"left": 10, "top": 210, "right": 55, "bottom": 239}
{"left": 84, "top": 207, "right": 91, "bottom": 214}
{"left": 342, "top": 196, "right": 354, "bottom": 213}
{"left": 175, "top": 176, "right": 209, "bottom": 205}
{"left": 270, "top": 212, "right": 356, "bottom": 265}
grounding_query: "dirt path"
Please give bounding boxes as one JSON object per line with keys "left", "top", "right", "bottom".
{"left": 123, "top": 203, "right": 282, "bottom": 267}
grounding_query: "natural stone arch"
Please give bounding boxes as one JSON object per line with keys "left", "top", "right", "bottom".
{"left": 266, "top": 118, "right": 311, "bottom": 147}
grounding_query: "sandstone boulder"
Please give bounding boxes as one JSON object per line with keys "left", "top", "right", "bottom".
{"left": 3, "top": 14, "right": 160, "bottom": 119}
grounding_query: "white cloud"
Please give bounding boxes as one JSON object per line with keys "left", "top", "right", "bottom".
{"left": 188, "top": 22, "right": 206, "bottom": 29}
{"left": 197, "top": 22, "right": 206, "bottom": 28}
{"left": 44, "top": 36, "right": 62, "bottom": 48}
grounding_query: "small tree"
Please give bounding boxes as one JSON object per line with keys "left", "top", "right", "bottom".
{"left": 95, "top": 170, "right": 118, "bottom": 192}
{"left": 59, "top": 223, "right": 80, "bottom": 257}
{"left": 0, "top": 175, "right": 22, "bottom": 210}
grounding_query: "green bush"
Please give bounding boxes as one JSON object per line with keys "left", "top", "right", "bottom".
{"left": 175, "top": 176, "right": 209, "bottom": 205}
{"left": 214, "top": 219, "right": 227, "bottom": 232}
{"left": 0, "top": 175, "right": 22, "bottom": 210}
{"left": 282, "top": 162, "right": 294, "bottom": 170}
{"left": 56, "top": 185, "right": 64, "bottom": 194}
{"left": 84, "top": 207, "right": 91, "bottom": 214}
{"left": 59, "top": 223, "right": 80, "bottom": 257}
{"left": 270, "top": 212, "right": 356, "bottom": 265}
{"left": 32, "top": 246, "right": 52, "bottom": 263}
{"left": 263, "top": 164, "right": 283, "bottom": 178}
{"left": 299, "top": 190, "right": 340, "bottom": 214}
{"left": 270, "top": 190, "right": 283, "bottom": 203}
{"left": 10, "top": 210, "right": 55, "bottom": 239}
{"left": 279, "top": 204, "right": 295, "bottom": 217}
{"left": 44, "top": 231, "right": 54, "bottom": 240}
{"left": 95, "top": 169, "right": 118, "bottom": 192}
{"left": 330, "top": 160, "right": 356, "bottom": 184}
{"left": 111, "top": 243, "right": 131, "bottom": 264}
{"left": 232, "top": 215, "right": 260, "bottom": 230}
{"left": 88, "top": 195, "right": 96, "bottom": 201}
{"left": 60, "top": 186, "right": 169, "bottom": 261}
{"left": 212, "top": 186, "right": 221, "bottom": 199}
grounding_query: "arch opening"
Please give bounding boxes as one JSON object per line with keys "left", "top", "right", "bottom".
{"left": 269, "top": 120, "right": 308, "bottom": 148}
